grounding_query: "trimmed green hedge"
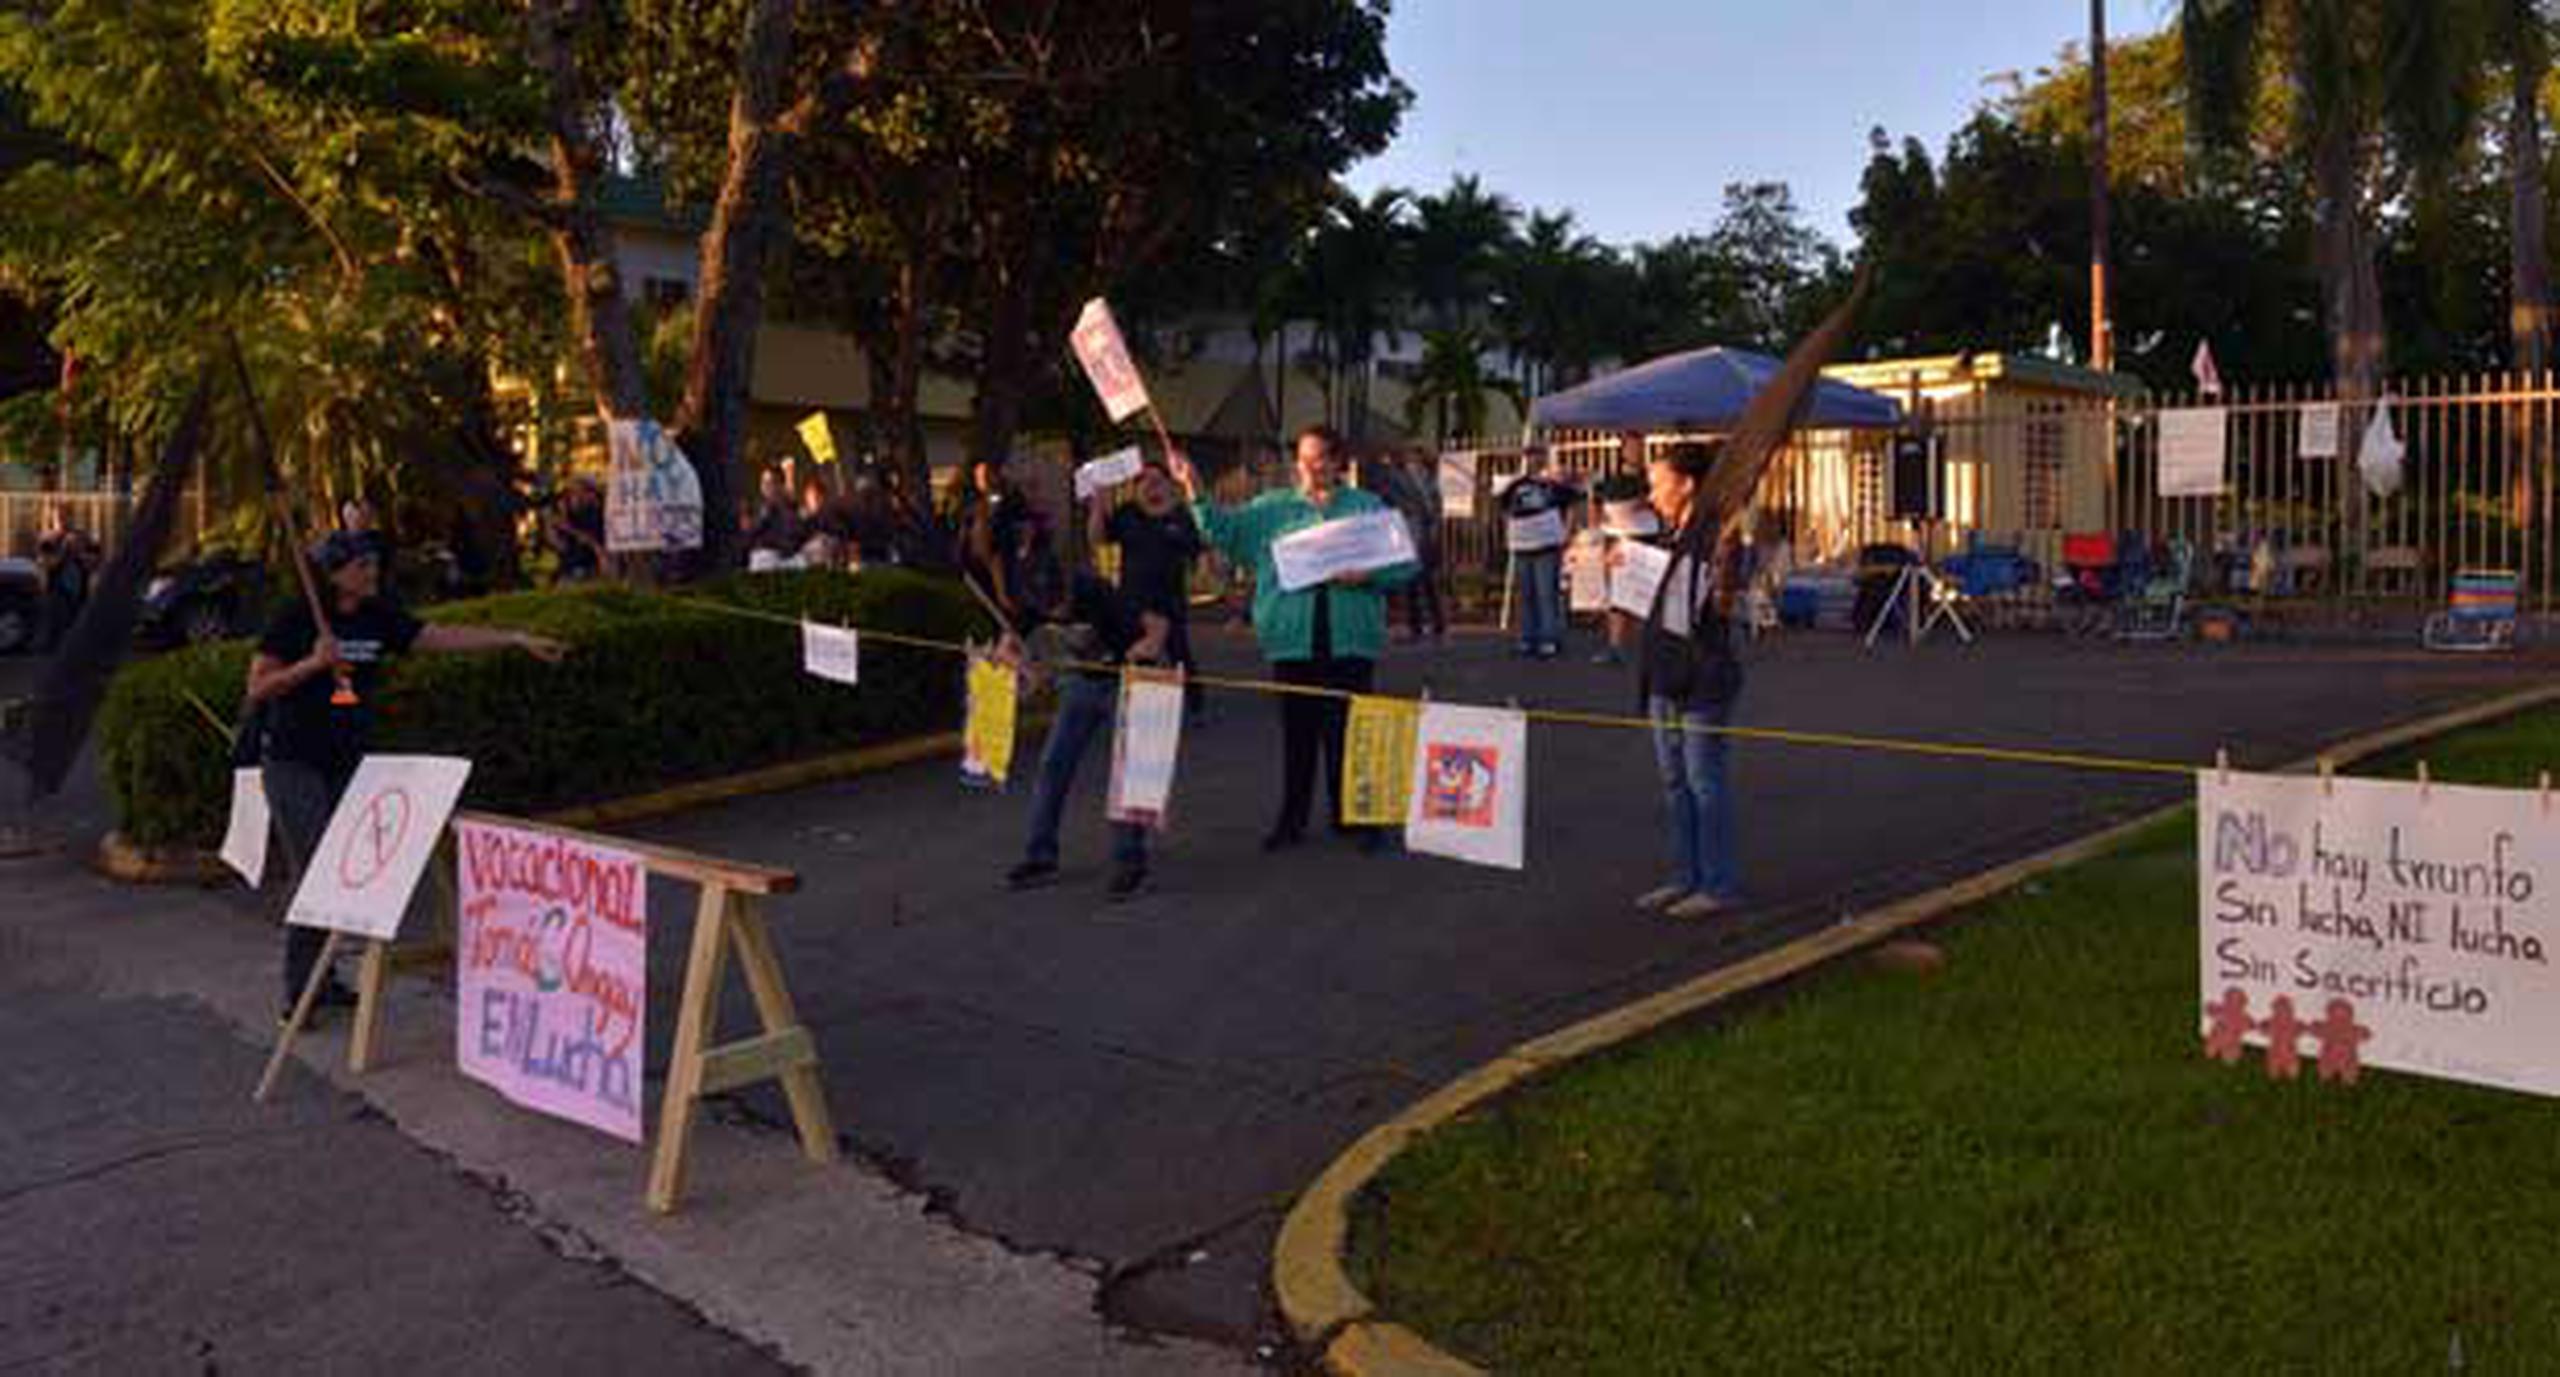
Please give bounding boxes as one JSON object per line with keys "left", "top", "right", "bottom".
{"left": 99, "top": 569, "right": 993, "bottom": 848}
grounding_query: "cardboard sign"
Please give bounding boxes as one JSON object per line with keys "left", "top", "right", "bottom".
{"left": 1074, "top": 445, "right": 1147, "bottom": 500}
{"left": 2158, "top": 407, "right": 2228, "bottom": 497}
{"left": 1404, "top": 703, "right": 1527, "bottom": 870}
{"left": 1437, "top": 451, "right": 1478, "bottom": 520}
{"left": 797, "top": 412, "right": 839, "bottom": 468}
{"left": 1071, "top": 298, "right": 1152, "bottom": 424}
{"left": 605, "top": 418, "right": 706, "bottom": 553}
{"left": 962, "top": 655, "right": 1019, "bottom": 789}
{"left": 455, "top": 819, "right": 647, "bottom": 1142}
{"left": 2199, "top": 770, "right": 2560, "bottom": 1096}
{"left": 1271, "top": 510, "right": 1416, "bottom": 592}
{"left": 2297, "top": 403, "right": 2341, "bottom": 459}
{"left": 221, "top": 768, "right": 270, "bottom": 889}
{"left": 285, "top": 755, "right": 473, "bottom": 940}
{"left": 1107, "top": 669, "right": 1186, "bottom": 827}
{"left": 801, "top": 620, "right": 860, "bottom": 686}
{"left": 1341, "top": 695, "right": 1420, "bottom": 827}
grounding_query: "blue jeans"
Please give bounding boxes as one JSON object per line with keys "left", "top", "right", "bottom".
{"left": 1516, "top": 548, "right": 1564, "bottom": 650}
{"left": 1024, "top": 673, "right": 1147, "bottom": 868}
{"left": 1648, "top": 695, "right": 1738, "bottom": 900}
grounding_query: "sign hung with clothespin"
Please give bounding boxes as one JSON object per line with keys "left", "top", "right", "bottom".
{"left": 2197, "top": 763, "right": 2560, "bottom": 1097}
{"left": 1107, "top": 668, "right": 1187, "bottom": 828}
{"left": 961, "top": 651, "right": 1020, "bottom": 789}
{"left": 1404, "top": 703, "right": 1528, "bottom": 870}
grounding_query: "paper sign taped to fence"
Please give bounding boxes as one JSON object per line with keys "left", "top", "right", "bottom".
{"left": 455, "top": 819, "right": 647, "bottom": 1142}
{"left": 2298, "top": 403, "right": 2341, "bottom": 459}
{"left": 2158, "top": 407, "right": 2228, "bottom": 497}
{"left": 797, "top": 412, "right": 839, "bottom": 468}
{"left": 962, "top": 656, "right": 1019, "bottom": 789}
{"left": 605, "top": 418, "right": 706, "bottom": 553}
{"left": 801, "top": 620, "right": 860, "bottom": 685}
{"left": 1107, "top": 670, "right": 1186, "bottom": 827}
{"left": 1271, "top": 510, "right": 1415, "bottom": 592}
{"left": 286, "top": 755, "right": 473, "bottom": 939}
{"left": 1405, "top": 703, "right": 1527, "bottom": 870}
{"left": 1074, "top": 446, "right": 1147, "bottom": 500}
{"left": 2198, "top": 770, "right": 2560, "bottom": 1097}
{"left": 221, "top": 768, "right": 270, "bottom": 889}
{"left": 1567, "top": 536, "right": 1609, "bottom": 613}
{"left": 1071, "top": 298, "right": 1152, "bottom": 423}
{"left": 1437, "top": 451, "right": 1478, "bottom": 519}
{"left": 1341, "top": 695, "right": 1421, "bottom": 827}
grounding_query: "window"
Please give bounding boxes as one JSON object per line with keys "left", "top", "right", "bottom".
{"left": 2023, "top": 403, "right": 2066, "bottom": 530}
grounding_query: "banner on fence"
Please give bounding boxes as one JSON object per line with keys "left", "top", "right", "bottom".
{"left": 801, "top": 620, "right": 861, "bottom": 685}
{"left": 2198, "top": 770, "right": 2560, "bottom": 1096}
{"left": 222, "top": 768, "right": 270, "bottom": 888}
{"left": 1341, "top": 695, "right": 1421, "bottom": 827}
{"left": 455, "top": 818, "right": 647, "bottom": 1142}
{"left": 1271, "top": 510, "right": 1416, "bottom": 592}
{"left": 1071, "top": 298, "right": 1152, "bottom": 424}
{"left": 1107, "top": 669, "right": 1186, "bottom": 827}
{"left": 962, "top": 655, "right": 1019, "bottom": 788}
{"left": 2158, "top": 408, "right": 2228, "bottom": 497}
{"left": 605, "top": 418, "right": 706, "bottom": 554}
{"left": 1405, "top": 703, "right": 1527, "bottom": 870}
{"left": 286, "top": 755, "right": 473, "bottom": 939}
{"left": 1437, "top": 451, "right": 1478, "bottom": 519}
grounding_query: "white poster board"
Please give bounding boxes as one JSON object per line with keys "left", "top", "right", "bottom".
{"left": 2297, "top": 403, "right": 2341, "bottom": 459}
{"left": 1437, "top": 451, "right": 1478, "bottom": 520}
{"left": 1074, "top": 445, "right": 1146, "bottom": 500}
{"left": 1404, "top": 703, "right": 1528, "bottom": 870}
{"left": 2199, "top": 770, "right": 2560, "bottom": 1096}
{"left": 2158, "top": 407, "right": 2229, "bottom": 497}
{"left": 801, "top": 621, "right": 860, "bottom": 685}
{"left": 1107, "top": 672, "right": 1186, "bottom": 827}
{"left": 1505, "top": 509, "right": 1566, "bottom": 552}
{"left": 1607, "top": 542, "right": 1696, "bottom": 636}
{"left": 605, "top": 418, "right": 706, "bottom": 553}
{"left": 221, "top": 768, "right": 270, "bottom": 889}
{"left": 285, "top": 755, "right": 473, "bottom": 940}
{"left": 1271, "top": 511, "right": 1416, "bottom": 592}
{"left": 1566, "top": 535, "right": 1609, "bottom": 613}
{"left": 1070, "top": 298, "right": 1152, "bottom": 424}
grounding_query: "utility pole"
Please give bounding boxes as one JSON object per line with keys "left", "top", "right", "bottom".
{"left": 2089, "top": 0, "right": 2113, "bottom": 373}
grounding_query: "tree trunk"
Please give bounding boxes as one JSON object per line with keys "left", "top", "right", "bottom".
{"left": 531, "top": 2, "right": 649, "bottom": 425}
{"left": 969, "top": 249, "right": 1032, "bottom": 465}
{"left": 2312, "top": 119, "right": 2387, "bottom": 567}
{"left": 2510, "top": 27, "right": 2550, "bottom": 529}
{"left": 671, "top": 0, "right": 802, "bottom": 575}
{"left": 887, "top": 252, "right": 929, "bottom": 496}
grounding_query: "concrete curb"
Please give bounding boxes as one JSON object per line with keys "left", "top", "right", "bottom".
{"left": 1272, "top": 681, "right": 2560, "bottom": 1377}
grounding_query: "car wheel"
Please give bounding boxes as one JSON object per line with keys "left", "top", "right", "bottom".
{"left": 0, "top": 603, "right": 28, "bottom": 655}
{"left": 182, "top": 600, "right": 231, "bottom": 645}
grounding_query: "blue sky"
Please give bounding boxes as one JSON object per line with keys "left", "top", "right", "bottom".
{"left": 1345, "top": 0, "right": 2171, "bottom": 250}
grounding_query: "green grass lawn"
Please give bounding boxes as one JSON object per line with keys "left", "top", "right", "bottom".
{"left": 1351, "top": 708, "right": 2560, "bottom": 1375}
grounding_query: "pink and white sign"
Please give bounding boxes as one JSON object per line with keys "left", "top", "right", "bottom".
{"left": 1071, "top": 298, "right": 1153, "bottom": 423}
{"left": 455, "top": 819, "right": 648, "bottom": 1142}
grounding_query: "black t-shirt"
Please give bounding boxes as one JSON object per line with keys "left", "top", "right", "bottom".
{"left": 1500, "top": 475, "right": 1580, "bottom": 552}
{"left": 256, "top": 596, "right": 424, "bottom": 782}
{"left": 1026, "top": 572, "right": 1149, "bottom": 676}
{"left": 1105, "top": 504, "right": 1202, "bottom": 621}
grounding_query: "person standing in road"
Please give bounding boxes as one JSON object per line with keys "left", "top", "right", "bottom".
{"left": 1627, "top": 441, "right": 1747, "bottom": 921}
{"left": 1089, "top": 457, "right": 1203, "bottom": 688}
{"left": 1498, "top": 447, "right": 1578, "bottom": 659}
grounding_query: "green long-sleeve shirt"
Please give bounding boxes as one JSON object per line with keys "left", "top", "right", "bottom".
{"left": 1192, "top": 485, "right": 1417, "bottom": 662}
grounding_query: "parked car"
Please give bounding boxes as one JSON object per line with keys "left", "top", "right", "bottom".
{"left": 138, "top": 552, "right": 270, "bottom": 648}
{"left": 0, "top": 557, "right": 39, "bottom": 654}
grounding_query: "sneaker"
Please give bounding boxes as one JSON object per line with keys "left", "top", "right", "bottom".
{"left": 1536, "top": 642, "right": 1561, "bottom": 660}
{"left": 1634, "top": 885, "right": 1690, "bottom": 913}
{"left": 1106, "top": 864, "right": 1150, "bottom": 901}
{"left": 1589, "top": 648, "right": 1624, "bottom": 666}
{"left": 1006, "top": 859, "right": 1060, "bottom": 890}
{"left": 1260, "top": 828, "right": 1305, "bottom": 853}
{"left": 1665, "top": 893, "right": 1730, "bottom": 921}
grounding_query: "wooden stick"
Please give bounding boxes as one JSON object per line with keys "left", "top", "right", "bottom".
{"left": 254, "top": 928, "right": 343, "bottom": 1102}
{"left": 227, "top": 336, "right": 353, "bottom": 704}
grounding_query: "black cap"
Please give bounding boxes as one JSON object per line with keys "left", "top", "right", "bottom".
{"left": 311, "top": 530, "right": 376, "bottom": 572}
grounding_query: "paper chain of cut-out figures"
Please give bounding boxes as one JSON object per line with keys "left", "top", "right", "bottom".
{"left": 2203, "top": 988, "right": 2372, "bottom": 1084}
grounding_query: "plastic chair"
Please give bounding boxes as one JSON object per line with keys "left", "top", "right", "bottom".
{"left": 2116, "top": 538, "right": 2192, "bottom": 642}
{"left": 2423, "top": 570, "right": 2519, "bottom": 652}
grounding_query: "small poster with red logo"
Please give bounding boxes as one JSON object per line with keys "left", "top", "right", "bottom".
{"left": 1404, "top": 703, "right": 1527, "bottom": 871}
{"left": 1070, "top": 297, "right": 1153, "bottom": 424}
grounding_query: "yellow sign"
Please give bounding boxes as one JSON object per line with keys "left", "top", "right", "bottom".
{"left": 1340, "top": 695, "right": 1420, "bottom": 826}
{"left": 797, "top": 412, "right": 839, "bottom": 468}
{"left": 962, "top": 656, "right": 1019, "bottom": 787}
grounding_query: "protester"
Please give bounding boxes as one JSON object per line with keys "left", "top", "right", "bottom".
{"left": 745, "top": 468, "right": 805, "bottom": 561}
{"left": 1088, "top": 456, "right": 1203, "bottom": 683}
{"left": 1395, "top": 446, "right": 1448, "bottom": 643}
{"left": 1588, "top": 431, "right": 1660, "bottom": 665}
{"left": 1000, "top": 563, "right": 1174, "bottom": 901}
{"left": 1626, "top": 440, "right": 1746, "bottom": 920}
{"left": 949, "top": 458, "right": 1037, "bottom": 617}
{"left": 1176, "top": 423, "right": 1414, "bottom": 852}
{"left": 33, "top": 503, "right": 97, "bottom": 649}
{"left": 1497, "top": 446, "right": 1579, "bottom": 658}
{"left": 246, "top": 532, "right": 567, "bottom": 1020}
{"left": 547, "top": 476, "right": 606, "bottom": 583}
{"left": 337, "top": 498, "right": 393, "bottom": 572}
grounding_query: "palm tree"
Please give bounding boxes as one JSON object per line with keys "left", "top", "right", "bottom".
{"left": 1293, "top": 187, "right": 1411, "bottom": 442}
{"left": 1405, "top": 324, "right": 1525, "bottom": 444}
{"left": 1496, "top": 209, "right": 1617, "bottom": 398}
{"left": 1408, "top": 173, "right": 1518, "bottom": 334}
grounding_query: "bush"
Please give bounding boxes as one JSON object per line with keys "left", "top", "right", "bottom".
{"left": 98, "top": 568, "right": 994, "bottom": 848}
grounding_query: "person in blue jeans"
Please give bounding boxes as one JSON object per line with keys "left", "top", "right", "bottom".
{"left": 1624, "top": 441, "right": 1745, "bottom": 921}
{"left": 1498, "top": 450, "right": 1578, "bottom": 658}
{"left": 1003, "top": 570, "right": 1171, "bottom": 900}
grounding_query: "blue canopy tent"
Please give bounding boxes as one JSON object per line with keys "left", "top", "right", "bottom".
{"left": 1528, "top": 345, "right": 1902, "bottom": 432}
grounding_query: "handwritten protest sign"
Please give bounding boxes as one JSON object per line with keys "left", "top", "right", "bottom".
{"left": 797, "top": 412, "right": 839, "bottom": 468}
{"left": 962, "top": 655, "right": 1019, "bottom": 789}
{"left": 287, "top": 755, "right": 473, "bottom": 940}
{"left": 2297, "top": 403, "right": 2341, "bottom": 459}
{"left": 2199, "top": 770, "right": 2560, "bottom": 1095}
{"left": 1074, "top": 445, "right": 1146, "bottom": 500}
{"left": 1566, "top": 535, "right": 1609, "bottom": 614}
{"left": 2158, "top": 407, "right": 2228, "bottom": 497}
{"left": 1604, "top": 541, "right": 1699, "bottom": 636}
{"left": 1341, "top": 696, "right": 1420, "bottom": 827}
{"left": 221, "top": 768, "right": 270, "bottom": 888}
{"left": 1437, "top": 451, "right": 1477, "bottom": 519}
{"left": 1404, "top": 703, "right": 1527, "bottom": 870}
{"left": 605, "top": 418, "right": 705, "bottom": 553}
{"left": 455, "top": 819, "right": 647, "bottom": 1142}
{"left": 800, "top": 620, "right": 860, "bottom": 685}
{"left": 1107, "top": 670, "right": 1186, "bottom": 827}
{"left": 1271, "top": 510, "right": 1416, "bottom": 593}
{"left": 1071, "top": 298, "right": 1152, "bottom": 424}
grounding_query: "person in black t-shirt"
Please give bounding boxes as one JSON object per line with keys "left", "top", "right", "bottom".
{"left": 1000, "top": 565, "right": 1172, "bottom": 901}
{"left": 1087, "top": 457, "right": 1202, "bottom": 679}
{"left": 247, "top": 531, "right": 567, "bottom": 1020}
{"left": 1497, "top": 449, "right": 1580, "bottom": 658}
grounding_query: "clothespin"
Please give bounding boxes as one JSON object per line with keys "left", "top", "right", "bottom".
{"left": 2317, "top": 756, "right": 2335, "bottom": 798}
{"left": 2215, "top": 747, "right": 2231, "bottom": 786}
{"left": 2540, "top": 770, "right": 2552, "bottom": 816}
{"left": 2417, "top": 759, "right": 2432, "bottom": 802}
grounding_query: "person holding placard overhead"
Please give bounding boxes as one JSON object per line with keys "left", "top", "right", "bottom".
{"left": 1172, "top": 424, "right": 1415, "bottom": 853}
{"left": 1497, "top": 446, "right": 1580, "bottom": 659}
{"left": 1629, "top": 440, "right": 1747, "bottom": 921}
{"left": 245, "top": 532, "right": 567, "bottom": 1020}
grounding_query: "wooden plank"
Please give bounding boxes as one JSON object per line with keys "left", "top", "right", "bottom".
{"left": 726, "top": 903, "right": 841, "bottom": 1164}
{"left": 455, "top": 809, "right": 800, "bottom": 896}
{"left": 348, "top": 939, "right": 391, "bottom": 1074}
{"left": 695, "top": 1027, "right": 819, "bottom": 1096}
{"left": 647, "top": 884, "right": 736, "bottom": 1214}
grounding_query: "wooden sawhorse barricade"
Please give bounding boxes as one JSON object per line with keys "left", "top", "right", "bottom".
{"left": 344, "top": 810, "right": 840, "bottom": 1214}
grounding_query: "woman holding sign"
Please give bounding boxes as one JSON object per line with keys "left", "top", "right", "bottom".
{"left": 1630, "top": 441, "right": 1747, "bottom": 921}
{"left": 1174, "top": 424, "right": 1415, "bottom": 853}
